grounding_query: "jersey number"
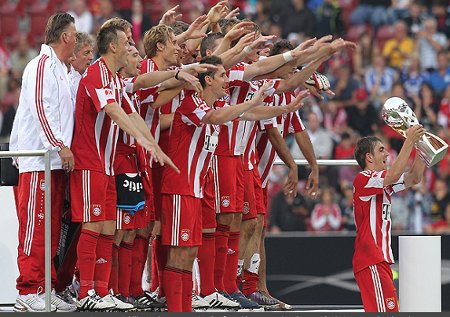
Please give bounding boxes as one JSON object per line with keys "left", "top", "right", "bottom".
{"left": 382, "top": 203, "right": 391, "bottom": 221}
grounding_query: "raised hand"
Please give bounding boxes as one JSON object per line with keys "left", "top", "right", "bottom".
{"left": 185, "top": 64, "right": 219, "bottom": 75}
{"left": 405, "top": 125, "right": 426, "bottom": 144}
{"left": 234, "top": 32, "right": 255, "bottom": 52}
{"left": 159, "top": 5, "right": 182, "bottom": 26}
{"left": 207, "top": 0, "right": 228, "bottom": 24}
{"left": 330, "top": 38, "right": 357, "bottom": 52}
{"left": 225, "top": 21, "right": 255, "bottom": 42}
{"left": 184, "top": 15, "right": 209, "bottom": 40}
{"left": 225, "top": 7, "right": 240, "bottom": 19}
{"left": 250, "top": 34, "right": 276, "bottom": 50}
{"left": 298, "top": 38, "right": 317, "bottom": 50}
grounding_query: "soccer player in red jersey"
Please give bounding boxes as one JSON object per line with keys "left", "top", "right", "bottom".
{"left": 353, "top": 125, "right": 427, "bottom": 312}
{"left": 160, "top": 55, "right": 305, "bottom": 312}
{"left": 70, "top": 22, "right": 178, "bottom": 311}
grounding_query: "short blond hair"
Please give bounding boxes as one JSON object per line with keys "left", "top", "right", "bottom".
{"left": 143, "top": 24, "right": 174, "bottom": 58}
{"left": 101, "top": 17, "right": 132, "bottom": 32}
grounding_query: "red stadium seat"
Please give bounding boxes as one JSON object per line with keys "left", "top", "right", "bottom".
{"left": 345, "top": 24, "right": 371, "bottom": 42}
{"left": 29, "top": 14, "right": 48, "bottom": 38}
{"left": 0, "top": 13, "right": 19, "bottom": 37}
{"left": 376, "top": 25, "right": 395, "bottom": 49}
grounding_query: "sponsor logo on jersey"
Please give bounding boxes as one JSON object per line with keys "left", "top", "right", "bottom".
{"left": 386, "top": 298, "right": 396, "bottom": 310}
{"left": 92, "top": 204, "right": 102, "bottom": 216}
{"left": 124, "top": 214, "right": 131, "bottom": 224}
{"left": 243, "top": 202, "right": 250, "bottom": 214}
{"left": 96, "top": 258, "right": 107, "bottom": 264}
{"left": 181, "top": 229, "right": 190, "bottom": 242}
{"left": 221, "top": 196, "right": 230, "bottom": 208}
{"left": 227, "top": 248, "right": 235, "bottom": 255}
{"left": 39, "top": 180, "right": 45, "bottom": 191}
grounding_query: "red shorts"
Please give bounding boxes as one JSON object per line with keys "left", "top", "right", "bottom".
{"left": 161, "top": 194, "right": 202, "bottom": 246}
{"left": 151, "top": 166, "right": 164, "bottom": 220}
{"left": 70, "top": 170, "right": 116, "bottom": 222}
{"left": 354, "top": 262, "right": 399, "bottom": 312}
{"left": 116, "top": 207, "right": 152, "bottom": 230}
{"left": 201, "top": 170, "right": 217, "bottom": 229}
{"left": 242, "top": 168, "right": 265, "bottom": 221}
{"left": 211, "top": 155, "right": 244, "bottom": 214}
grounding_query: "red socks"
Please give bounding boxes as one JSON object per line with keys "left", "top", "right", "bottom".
{"left": 224, "top": 231, "right": 240, "bottom": 294}
{"left": 130, "top": 235, "right": 149, "bottom": 297}
{"left": 77, "top": 229, "right": 100, "bottom": 298}
{"left": 153, "top": 235, "right": 168, "bottom": 297}
{"left": 182, "top": 270, "right": 193, "bottom": 312}
{"left": 242, "top": 270, "right": 258, "bottom": 296}
{"left": 118, "top": 242, "right": 133, "bottom": 297}
{"left": 214, "top": 224, "right": 230, "bottom": 291}
{"left": 163, "top": 266, "right": 183, "bottom": 312}
{"left": 108, "top": 244, "right": 120, "bottom": 294}
{"left": 198, "top": 232, "right": 216, "bottom": 296}
{"left": 94, "top": 234, "right": 114, "bottom": 297}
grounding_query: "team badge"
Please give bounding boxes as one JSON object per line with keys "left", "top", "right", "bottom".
{"left": 386, "top": 298, "right": 396, "bottom": 310}
{"left": 124, "top": 214, "right": 131, "bottom": 224}
{"left": 181, "top": 229, "right": 190, "bottom": 242}
{"left": 243, "top": 202, "right": 250, "bottom": 214}
{"left": 221, "top": 196, "right": 230, "bottom": 208}
{"left": 39, "top": 180, "right": 45, "bottom": 191}
{"left": 92, "top": 204, "right": 102, "bottom": 216}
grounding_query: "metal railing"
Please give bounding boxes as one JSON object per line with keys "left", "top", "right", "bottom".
{"left": 274, "top": 159, "right": 359, "bottom": 166}
{"left": 0, "top": 150, "right": 52, "bottom": 312}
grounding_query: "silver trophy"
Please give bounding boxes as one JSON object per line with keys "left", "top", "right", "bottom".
{"left": 382, "top": 97, "right": 448, "bottom": 167}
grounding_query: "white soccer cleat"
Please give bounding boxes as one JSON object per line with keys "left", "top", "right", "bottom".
{"left": 192, "top": 292, "right": 210, "bottom": 310}
{"left": 102, "top": 293, "right": 134, "bottom": 311}
{"left": 203, "top": 291, "right": 240, "bottom": 309}
{"left": 51, "top": 289, "right": 77, "bottom": 312}
{"left": 14, "top": 287, "right": 56, "bottom": 312}
{"left": 77, "top": 289, "right": 115, "bottom": 311}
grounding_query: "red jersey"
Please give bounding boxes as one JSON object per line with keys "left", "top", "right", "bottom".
{"left": 437, "top": 98, "right": 450, "bottom": 128}
{"left": 352, "top": 170, "right": 406, "bottom": 273}
{"left": 310, "top": 203, "right": 342, "bottom": 231}
{"left": 160, "top": 93, "right": 219, "bottom": 198}
{"left": 158, "top": 90, "right": 185, "bottom": 154}
{"left": 239, "top": 79, "right": 279, "bottom": 171}
{"left": 214, "top": 63, "right": 247, "bottom": 156}
{"left": 72, "top": 58, "right": 133, "bottom": 176}
{"left": 139, "top": 58, "right": 161, "bottom": 141}
{"left": 256, "top": 92, "right": 305, "bottom": 188}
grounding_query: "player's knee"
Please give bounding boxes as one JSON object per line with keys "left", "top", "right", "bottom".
{"left": 217, "top": 213, "right": 233, "bottom": 226}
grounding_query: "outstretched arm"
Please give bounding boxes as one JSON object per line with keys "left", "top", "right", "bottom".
{"left": 267, "top": 127, "right": 298, "bottom": 197}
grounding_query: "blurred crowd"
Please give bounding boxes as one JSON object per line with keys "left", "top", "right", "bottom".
{"left": 0, "top": 0, "right": 449, "bottom": 234}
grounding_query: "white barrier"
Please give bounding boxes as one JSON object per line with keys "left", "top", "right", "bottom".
{"left": 399, "top": 236, "right": 441, "bottom": 312}
{"left": 0, "top": 186, "right": 19, "bottom": 304}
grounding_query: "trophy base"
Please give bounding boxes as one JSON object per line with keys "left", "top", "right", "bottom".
{"left": 417, "top": 133, "right": 449, "bottom": 167}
